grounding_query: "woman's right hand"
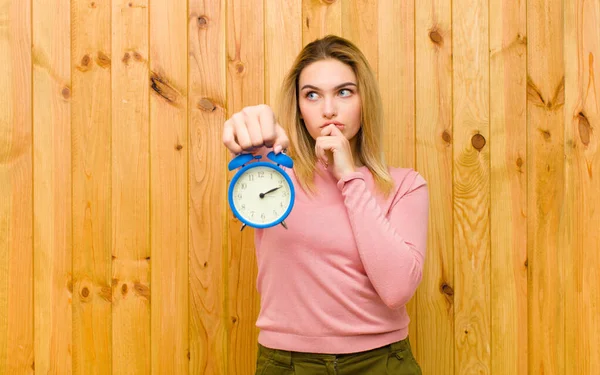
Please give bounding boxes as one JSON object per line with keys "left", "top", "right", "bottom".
{"left": 222, "top": 104, "right": 289, "bottom": 155}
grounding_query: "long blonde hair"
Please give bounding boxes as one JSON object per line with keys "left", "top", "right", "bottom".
{"left": 277, "top": 35, "right": 394, "bottom": 197}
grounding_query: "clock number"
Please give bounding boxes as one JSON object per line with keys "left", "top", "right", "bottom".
{"left": 248, "top": 174, "right": 255, "bottom": 182}
{"left": 240, "top": 183, "right": 247, "bottom": 190}
{"left": 272, "top": 210, "right": 278, "bottom": 216}
{"left": 258, "top": 171, "right": 265, "bottom": 178}
{"left": 241, "top": 204, "right": 246, "bottom": 210}
{"left": 237, "top": 193, "right": 242, "bottom": 199}
{"left": 278, "top": 180, "right": 284, "bottom": 187}
{"left": 282, "top": 191, "right": 289, "bottom": 197}
{"left": 280, "top": 202, "right": 285, "bottom": 208}
{"left": 260, "top": 213, "right": 266, "bottom": 221}
{"left": 250, "top": 211, "right": 255, "bottom": 217}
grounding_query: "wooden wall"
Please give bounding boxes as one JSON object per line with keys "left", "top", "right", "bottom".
{"left": 0, "top": 0, "right": 598, "bottom": 374}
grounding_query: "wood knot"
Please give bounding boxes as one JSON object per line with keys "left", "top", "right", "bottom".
{"left": 129, "top": 2, "right": 133, "bottom": 6}
{"left": 99, "top": 286, "right": 112, "bottom": 302}
{"left": 80, "top": 54, "right": 91, "bottom": 70}
{"left": 197, "top": 16, "right": 208, "bottom": 28}
{"left": 442, "top": 130, "right": 452, "bottom": 143}
{"left": 134, "top": 282, "right": 150, "bottom": 300}
{"left": 440, "top": 283, "right": 454, "bottom": 296}
{"left": 235, "top": 62, "right": 245, "bottom": 75}
{"left": 176, "top": 144, "right": 183, "bottom": 151}
{"left": 61, "top": 86, "right": 71, "bottom": 99}
{"left": 150, "top": 72, "right": 179, "bottom": 104}
{"left": 81, "top": 287, "right": 89, "bottom": 298}
{"left": 96, "top": 52, "right": 111, "bottom": 68}
{"left": 516, "top": 157, "right": 523, "bottom": 168}
{"left": 524, "top": 259, "right": 528, "bottom": 268}
{"left": 133, "top": 51, "right": 143, "bottom": 61}
{"left": 471, "top": 134, "right": 486, "bottom": 151}
{"left": 231, "top": 316, "right": 237, "bottom": 323}
{"left": 429, "top": 30, "right": 443, "bottom": 45}
{"left": 321, "top": 0, "right": 337, "bottom": 4}
{"left": 90, "top": 1, "right": 96, "bottom": 8}
{"left": 121, "top": 283, "right": 128, "bottom": 295}
{"left": 198, "top": 98, "right": 217, "bottom": 112}
{"left": 203, "top": 261, "right": 208, "bottom": 268}
{"left": 122, "top": 52, "right": 131, "bottom": 64}
{"left": 578, "top": 112, "right": 591, "bottom": 146}
{"left": 539, "top": 129, "right": 551, "bottom": 141}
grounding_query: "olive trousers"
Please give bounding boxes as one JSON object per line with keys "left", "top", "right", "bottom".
{"left": 255, "top": 337, "right": 422, "bottom": 375}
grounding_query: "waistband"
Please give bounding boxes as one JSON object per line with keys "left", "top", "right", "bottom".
{"left": 258, "top": 337, "right": 413, "bottom": 366}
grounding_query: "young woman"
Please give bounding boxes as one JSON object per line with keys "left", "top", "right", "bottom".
{"left": 222, "top": 35, "right": 427, "bottom": 375}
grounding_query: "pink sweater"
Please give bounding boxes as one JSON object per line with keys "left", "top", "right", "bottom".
{"left": 254, "top": 164, "right": 429, "bottom": 354}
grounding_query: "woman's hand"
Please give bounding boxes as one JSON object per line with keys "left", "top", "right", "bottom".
{"left": 315, "top": 124, "right": 356, "bottom": 180}
{"left": 222, "top": 104, "right": 289, "bottom": 155}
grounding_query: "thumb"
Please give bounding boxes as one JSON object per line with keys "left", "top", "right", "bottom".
{"left": 273, "top": 124, "right": 290, "bottom": 154}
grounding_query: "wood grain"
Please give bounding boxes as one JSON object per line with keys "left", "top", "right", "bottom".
{"left": 33, "top": 0, "right": 72, "bottom": 372}
{"left": 188, "top": 0, "right": 227, "bottom": 374}
{"left": 111, "top": 0, "right": 150, "bottom": 373}
{"left": 226, "top": 0, "right": 264, "bottom": 372}
{"left": 302, "top": 0, "right": 342, "bottom": 46}
{"left": 343, "top": 0, "right": 378, "bottom": 77}
{"left": 527, "top": 1, "right": 565, "bottom": 374}
{"left": 150, "top": 0, "right": 189, "bottom": 373}
{"left": 415, "top": 0, "right": 455, "bottom": 372}
{"left": 564, "top": 1, "right": 600, "bottom": 374}
{"left": 0, "top": 0, "right": 33, "bottom": 372}
{"left": 378, "top": 0, "right": 419, "bottom": 356}
{"left": 489, "top": 0, "right": 528, "bottom": 374}
{"left": 452, "top": 0, "right": 491, "bottom": 373}
{"left": 71, "top": 0, "right": 112, "bottom": 372}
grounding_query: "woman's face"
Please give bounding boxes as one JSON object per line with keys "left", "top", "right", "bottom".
{"left": 297, "top": 59, "right": 362, "bottom": 146}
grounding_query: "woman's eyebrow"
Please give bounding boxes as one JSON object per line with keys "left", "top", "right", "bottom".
{"left": 300, "top": 82, "right": 357, "bottom": 91}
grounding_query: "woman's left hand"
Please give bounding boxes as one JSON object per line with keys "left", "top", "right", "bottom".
{"left": 315, "top": 124, "right": 356, "bottom": 180}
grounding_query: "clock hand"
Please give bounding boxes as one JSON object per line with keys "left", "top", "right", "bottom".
{"left": 259, "top": 186, "right": 281, "bottom": 199}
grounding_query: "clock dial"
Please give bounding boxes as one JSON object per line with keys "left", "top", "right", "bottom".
{"left": 231, "top": 165, "right": 292, "bottom": 226}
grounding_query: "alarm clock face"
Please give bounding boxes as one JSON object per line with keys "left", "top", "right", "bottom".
{"left": 230, "top": 164, "right": 294, "bottom": 228}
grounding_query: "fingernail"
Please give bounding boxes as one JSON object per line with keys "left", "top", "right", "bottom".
{"left": 274, "top": 145, "right": 282, "bottom": 154}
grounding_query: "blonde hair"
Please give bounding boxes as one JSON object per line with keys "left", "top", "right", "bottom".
{"left": 277, "top": 35, "right": 394, "bottom": 197}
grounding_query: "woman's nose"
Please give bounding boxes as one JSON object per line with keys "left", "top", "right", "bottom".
{"left": 322, "top": 97, "right": 337, "bottom": 118}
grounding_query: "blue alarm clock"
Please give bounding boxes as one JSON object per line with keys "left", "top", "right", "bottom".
{"left": 228, "top": 151, "right": 295, "bottom": 231}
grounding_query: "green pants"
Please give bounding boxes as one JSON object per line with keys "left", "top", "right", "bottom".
{"left": 255, "top": 337, "right": 422, "bottom": 375}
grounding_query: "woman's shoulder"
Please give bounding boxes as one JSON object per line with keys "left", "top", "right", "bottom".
{"left": 386, "top": 167, "right": 428, "bottom": 198}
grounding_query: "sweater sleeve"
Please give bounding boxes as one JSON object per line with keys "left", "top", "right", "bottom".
{"left": 336, "top": 170, "right": 429, "bottom": 309}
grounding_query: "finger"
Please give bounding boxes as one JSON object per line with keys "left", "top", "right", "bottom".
{"left": 223, "top": 119, "right": 243, "bottom": 154}
{"left": 232, "top": 113, "right": 253, "bottom": 151}
{"left": 273, "top": 124, "right": 290, "bottom": 154}
{"left": 314, "top": 137, "right": 331, "bottom": 165}
{"left": 320, "top": 124, "right": 344, "bottom": 137}
{"left": 257, "top": 105, "right": 277, "bottom": 148}
{"left": 243, "top": 109, "right": 264, "bottom": 148}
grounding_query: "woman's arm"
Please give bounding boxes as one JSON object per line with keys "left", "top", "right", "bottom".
{"left": 338, "top": 170, "right": 429, "bottom": 309}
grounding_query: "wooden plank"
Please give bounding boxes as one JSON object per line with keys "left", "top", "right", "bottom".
{"left": 112, "top": 0, "right": 150, "bottom": 373}
{"left": 71, "top": 0, "right": 112, "bottom": 373}
{"left": 378, "top": 0, "right": 419, "bottom": 356}
{"left": 343, "top": 0, "right": 378, "bottom": 77}
{"left": 489, "top": 1, "right": 528, "bottom": 375}
{"left": 265, "top": 0, "right": 302, "bottom": 107}
{"left": 302, "top": 0, "right": 341, "bottom": 46}
{"left": 452, "top": 0, "right": 491, "bottom": 374}
{"left": 527, "top": 1, "right": 565, "bottom": 374}
{"left": 414, "top": 0, "right": 454, "bottom": 372}
{"left": 226, "top": 0, "right": 263, "bottom": 371}
{"left": 0, "top": 0, "right": 33, "bottom": 372}
{"left": 188, "top": 0, "right": 227, "bottom": 374}
{"left": 564, "top": 1, "right": 600, "bottom": 374}
{"left": 32, "top": 0, "right": 72, "bottom": 372}
{"left": 149, "top": 0, "right": 189, "bottom": 372}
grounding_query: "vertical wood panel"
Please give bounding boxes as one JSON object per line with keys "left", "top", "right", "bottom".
{"left": 415, "top": 0, "right": 454, "bottom": 372}
{"left": 302, "top": 0, "right": 341, "bottom": 45}
{"left": 489, "top": 1, "right": 528, "bottom": 374}
{"left": 71, "top": 0, "right": 112, "bottom": 372}
{"left": 33, "top": 0, "right": 72, "bottom": 372}
{"left": 343, "top": 0, "right": 377, "bottom": 76}
{"left": 149, "top": 0, "right": 189, "bottom": 373}
{"left": 452, "top": 0, "right": 491, "bottom": 373}
{"left": 527, "top": 1, "right": 565, "bottom": 374}
{"left": 564, "top": 1, "right": 600, "bottom": 374}
{"left": 265, "top": 0, "right": 302, "bottom": 108}
{"left": 112, "top": 0, "right": 150, "bottom": 373}
{"left": 379, "top": 0, "right": 414, "bottom": 168}
{"left": 188, "top": 0, "right": 227, "bottom": 373}
{"left": 0, "top": 0, "right": 33, "bottom": 372}
{"left": 378, "top": 0, "right": 418, "bottom": 355}
{"left": 226, "top": 0, "right": 264, "bottom": 372}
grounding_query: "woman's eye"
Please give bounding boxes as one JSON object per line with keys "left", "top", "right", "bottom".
{"left": 339, "top": 89, "right": 352, "bottom": 97}
{"left": 306, "top": 92, "right": 319, "bottom": 100}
